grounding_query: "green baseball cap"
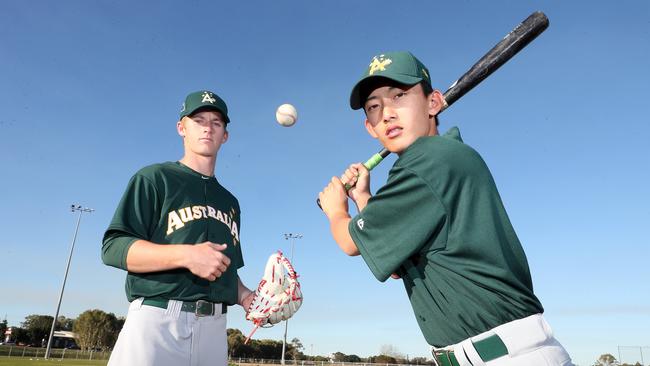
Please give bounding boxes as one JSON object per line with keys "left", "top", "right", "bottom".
{"left": 349, "top": 51, "right": 432, "bottom": 110}
{"left": 180, "top": 90, "right": 230, "bottom": 123}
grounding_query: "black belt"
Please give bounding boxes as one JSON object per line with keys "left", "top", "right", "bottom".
{"left": 433, "top": 334, "right": 508, "bottom": 366}
{"left": 142, "top": 299, "right": 227, "bottom": 316}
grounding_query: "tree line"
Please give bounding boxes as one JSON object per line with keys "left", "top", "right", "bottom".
{"left": 1, "top": 310, "right": 124, "bottom": 350}
{"left": 593, "top": 353, "right": 645, "bottom": 366}
{"left": 228, "top": 329, "right": 438, "bottom": 364}
{"left": 3, "top": 311, "right": 437, "bottom": 362}
{"left": 6, "top": 313, "right": 638, "bottom": 365}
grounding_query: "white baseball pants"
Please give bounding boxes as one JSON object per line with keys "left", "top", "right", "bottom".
{"left": 108, "top": 298, "right": 227, "bottom": 366}
{"left": 434, "top": 314, "right": 573, "bottom": 366}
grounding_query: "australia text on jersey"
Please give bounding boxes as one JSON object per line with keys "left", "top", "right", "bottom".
{"left": 166, "top": 205, "right": 239, "bottom": 243}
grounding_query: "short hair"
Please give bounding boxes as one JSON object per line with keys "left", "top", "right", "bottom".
{"left": 421, "top": 81, "right": 433, "bottom": 95}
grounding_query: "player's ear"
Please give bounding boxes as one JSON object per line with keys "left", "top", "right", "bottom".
{"left": 364, "top": 118, "right": 379, "bottom": 139}
{"left": 222, "top": 129, "right": 229, "bottom": 143}
{"left": 428, "top": 90, "right": 444, "bottom": 117}
{"left": 177, "top": 119, "right": 186, "bottom": 137}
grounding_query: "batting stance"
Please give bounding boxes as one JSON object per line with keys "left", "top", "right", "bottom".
{"left": 102, "top": 90, "right": 255, "bottom": 366}
{"left": 319, "top": 52, "right": 574, "bottom": 366}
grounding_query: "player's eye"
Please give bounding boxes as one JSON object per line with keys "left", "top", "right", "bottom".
{"left": 365, "top": 103, "right": 379, "bottom": 112}
{"left": 394, "top": 91, "right": 407, "bottom": 100}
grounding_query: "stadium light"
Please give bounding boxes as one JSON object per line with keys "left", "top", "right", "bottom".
{"left": 281, "top": 233, "right": 302, "bottom": 365}
{"left": 45, "top": 205, "right": 94, "bottom": 359}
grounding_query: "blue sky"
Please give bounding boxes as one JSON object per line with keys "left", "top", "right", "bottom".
{"left": 1, "top": 1, "right": 649, "bottom": 365}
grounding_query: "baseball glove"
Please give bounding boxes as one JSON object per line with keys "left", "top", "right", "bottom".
{"left": 244, "top": 251, "right": 302, "bottom": 342}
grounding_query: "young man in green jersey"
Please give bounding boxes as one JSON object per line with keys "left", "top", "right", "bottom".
{"left": 102, "top": 90, "right": 255, "bottom": 366}
{"left": 319, "top": 52, "right": 573, "bottom": 366}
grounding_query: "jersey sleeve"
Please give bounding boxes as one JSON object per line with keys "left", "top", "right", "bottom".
{"left": 349, "top": 167, "right": 447, "bottom": 282}
{"left": 101, "top": 173, "right": 160, "bottom": 270}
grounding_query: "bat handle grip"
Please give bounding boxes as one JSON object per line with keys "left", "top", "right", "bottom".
{"left": 317, "top": 148, "right": 390, "bottom": 209}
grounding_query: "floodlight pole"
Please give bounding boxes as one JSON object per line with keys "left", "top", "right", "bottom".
{"left": 281, "top": 233, "right": 302, "bottom": 365}
{"left": 45, "top": 205, "right": 94, "bottom": 359}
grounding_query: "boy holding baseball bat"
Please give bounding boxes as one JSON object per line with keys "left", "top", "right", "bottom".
{"left": 319, "top": 51, "right": 573, "bottom": 366}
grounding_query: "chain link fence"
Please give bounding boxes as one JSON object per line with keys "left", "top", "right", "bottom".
{"left": 0, "top": 345, "right": 110, "bottom": 361}
{"left": 229, "top": 358, "right": 426, "bottom": 366}
{"left": 1, "top": 345, "right": 429, "bottom": 366}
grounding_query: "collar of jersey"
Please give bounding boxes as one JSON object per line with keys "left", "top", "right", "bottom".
{"left": 397, "top": 126, "right": 464, "bottom": 163}
{"left": 175, "top": 161, "right": 216, "bottom": 181}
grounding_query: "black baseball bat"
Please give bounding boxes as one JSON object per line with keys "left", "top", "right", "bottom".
{"left": 318, "top": 11, "right": 549, "bottom": 208}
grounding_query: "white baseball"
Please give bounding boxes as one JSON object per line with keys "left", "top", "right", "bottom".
{"left": 276, "top": 104, "right": 298, "bottom": 127}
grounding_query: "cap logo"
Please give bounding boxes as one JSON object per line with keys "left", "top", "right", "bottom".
{"left": 201, "top": 91, "right": 217, "bottom": 104}
{"left": 368, "top": 55, "right": 392, "bottom": 75}
{"left": 422, "top": 68, "right": 429, "bottom": 79}
{"left": 180, "top": 102, "right": 186, "bottom": 113}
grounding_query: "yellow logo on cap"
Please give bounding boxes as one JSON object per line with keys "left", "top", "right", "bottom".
{"left": 422, "top": 68, "right": 429, "bottom": 80}
{"left": 202, "top": 92, "right": 216, "bottom": 104}
{"left": 368, "top": 55, "right": 392, "bottom": 75}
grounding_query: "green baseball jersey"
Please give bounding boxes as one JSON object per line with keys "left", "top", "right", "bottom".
{"left": 349, "top": 127, "right": 543, "bottom": 347}
{"left": 102, "top": 161, "right": 243, "bottom": 304}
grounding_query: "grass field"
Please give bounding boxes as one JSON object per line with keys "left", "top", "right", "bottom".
{"left": 0, "top": 358, "right": 107, "bottom": 366}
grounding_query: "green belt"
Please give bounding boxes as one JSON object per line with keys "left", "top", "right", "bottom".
{"left": 142, "top": 299, "right": 227, "bottom": 316}
{"left": 433, "top": 334, "right": 508, "bottom": 366}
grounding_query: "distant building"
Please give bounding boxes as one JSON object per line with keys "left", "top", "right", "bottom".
{"left": 52, "top": 331, "right": 79, "bottom": 349}
{"left": 3, "top": 328, "right": 78, "bottom": 348}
